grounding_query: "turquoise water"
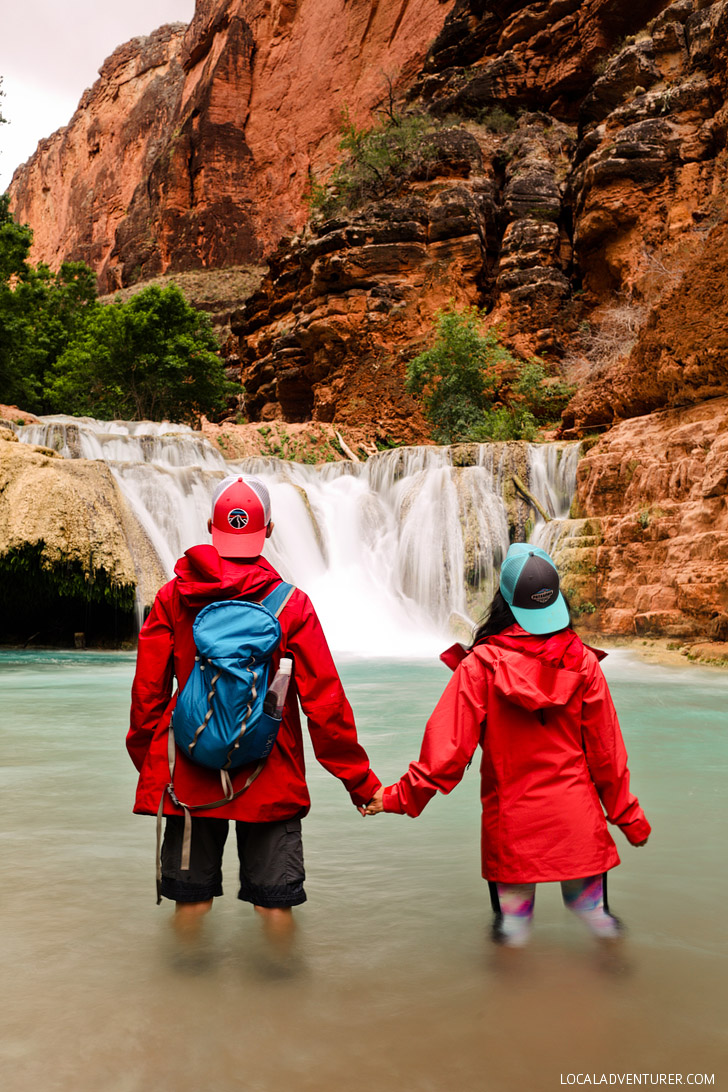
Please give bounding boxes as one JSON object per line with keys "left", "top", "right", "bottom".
{"left": 1, "top": 648, "right": 726, "bottom": 1091}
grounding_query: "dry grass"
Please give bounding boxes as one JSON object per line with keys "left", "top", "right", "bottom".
{"left": 575, "top": 301, "right": 647, "bottom": 376}
{"left": 99, "top": 266, "right": 266, "bottom": 330}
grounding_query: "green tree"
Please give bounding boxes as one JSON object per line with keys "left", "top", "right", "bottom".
{"left": 45, "top": 283, "right": 234, "bottom": 422}
{"left": 0, "top": 200, "right": 232, "bottom": 421}
{"left": 0, "top": 196, "right": 99, "bottom": 411}
{"left": 0, "top": 193, "right": 38, "bottom": 407}
{"left": 0, "top": 193, "right": 31, "bottom": 281}
{"left": 406, "top": 307, "right": 574, "bottom": 443}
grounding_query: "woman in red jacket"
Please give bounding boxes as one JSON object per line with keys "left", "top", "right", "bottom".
{"left": 367, "top": 543, "right": 650, "bottom": 948}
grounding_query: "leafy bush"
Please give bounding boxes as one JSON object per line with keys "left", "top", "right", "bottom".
{"left": 477, "top": 106, "right": 519, "bottom": 133}
{"left": 477, "top": 405, "right": 538, "bottom": 442}
{"left": 406, "top": 307, "right": 574, "bottom": 443}
{"left": 514, "top": 359, "right": 575, "bottom": 423}
{"left": 406, "top": 308, "right": 509, "bottom": 443}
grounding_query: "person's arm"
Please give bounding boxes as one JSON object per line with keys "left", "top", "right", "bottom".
{"left": 285, "top": 593, "right": 381, "bottom": 808}
{"left": 382, "top": 657, "right": 485, "bottom": 818}
{"left": 126, "top": 592, "right": 175, "bottom": 772}
{"left": 580, "top": 656, "right": 651, "bottom": 845}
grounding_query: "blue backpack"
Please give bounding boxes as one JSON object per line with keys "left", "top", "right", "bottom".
{"left": 172, "top": 582, "right": 295, "bottom": 771}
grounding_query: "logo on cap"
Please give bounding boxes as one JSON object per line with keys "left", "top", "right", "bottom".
{"left": 531, "top": 587, "right": 554, "bottom": 604}
{"left": 227, "top": 508, "right": 249, "bottom": 530}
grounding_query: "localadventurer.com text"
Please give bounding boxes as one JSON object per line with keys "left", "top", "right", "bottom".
{"left": 560, "top": 1078, "right": 715, "bottom": 1086}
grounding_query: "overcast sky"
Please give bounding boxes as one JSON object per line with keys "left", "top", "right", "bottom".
{"left": 0, "top": 1, "right": 196, "bottom": 191}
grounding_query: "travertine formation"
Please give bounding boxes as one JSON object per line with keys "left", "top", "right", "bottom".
{"left": 0, "top": 429, "right": 133, "bottom": 579}
{"left": 551, "top": 400, "right": 728, "bottom": 642}
{"left": 0, "top": 424, "right": 166, "bottom": 638}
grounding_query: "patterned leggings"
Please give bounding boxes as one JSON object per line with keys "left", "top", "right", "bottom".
{"left": 488, "top": 873, "right": 622, "bottom": 947}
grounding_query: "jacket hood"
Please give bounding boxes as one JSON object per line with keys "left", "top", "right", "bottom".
{"left": 173, "top": 545, "right": 282, "bottom": 607}
{"left": 489, "top": 652, "right": 584, "bottom": 710}
{"left": 473, "top": 625, "right": 591, "bottom": 711}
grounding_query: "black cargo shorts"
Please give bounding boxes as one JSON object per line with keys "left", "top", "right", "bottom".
{"left": 160, "top": 814, "right": 306, "bottom": 907}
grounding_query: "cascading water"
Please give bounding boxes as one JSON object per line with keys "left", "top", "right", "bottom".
{"left": 528, "top": 442, "right": 582, "bottom": 556}
{"left": 16, "top": 417, "right": 580, "bottom": 654}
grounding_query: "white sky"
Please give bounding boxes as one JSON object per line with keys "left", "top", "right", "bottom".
{"left": 0, "top": 1, "right": 196, "bottom": 191}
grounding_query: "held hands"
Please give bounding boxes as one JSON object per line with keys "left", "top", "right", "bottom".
{"left": 366, "top": 788, "right": 384, "bottom": 814}
{"left": 357, "top": 787, "right": 384, "bottom": 816}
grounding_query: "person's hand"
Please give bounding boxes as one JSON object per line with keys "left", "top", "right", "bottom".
{"left": 356, "top": 787, "right": 383, "bottom": 816}
{"left": 357, "top": 788, "right": 384, "bottom": 815}
{"left": 364, "top": 788, "right": 384, "bottom": 815}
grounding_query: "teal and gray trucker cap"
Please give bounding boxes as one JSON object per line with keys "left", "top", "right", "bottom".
{"left": 499, "top": 543, "right": 570, "bottom": 635}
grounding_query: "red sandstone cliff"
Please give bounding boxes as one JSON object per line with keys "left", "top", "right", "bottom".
{"left": 8, "top": 0, "right": 454, "bottom": 292}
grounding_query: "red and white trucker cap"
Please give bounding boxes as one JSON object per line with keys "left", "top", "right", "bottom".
{"left": 210, "top": 475, "right": 271, "bottom": 558}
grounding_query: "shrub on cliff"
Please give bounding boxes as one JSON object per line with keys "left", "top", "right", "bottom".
{"left": 405, "top": 307, "right": 574, "bottom": 443}
{"left": 406, "top": 308, "right": 505, "bottom": 442}
{"left": 308, "top": 107, "right": 440, "bottom": 215}
{"left": 44, "top": 284, "right": 235, "bottom": 423}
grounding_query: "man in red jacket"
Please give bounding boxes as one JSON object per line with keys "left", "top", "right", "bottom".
{"left": 128, "top": 474, "right": 381, "bottom": 945}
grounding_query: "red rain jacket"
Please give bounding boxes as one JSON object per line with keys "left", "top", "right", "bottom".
{"left": 383, "top": 626, "right": 651, "bottom": 883}
{"left": 127, "top": 545, "right": 381, "bottom": 820}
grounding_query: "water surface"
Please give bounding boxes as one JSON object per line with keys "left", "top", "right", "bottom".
{"left": 1, "top": 649, "right": 726, "bottom": 1091}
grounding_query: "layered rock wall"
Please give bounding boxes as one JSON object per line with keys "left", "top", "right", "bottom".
{"left": 232, "top": 126, "right": 499, "bottom": 437}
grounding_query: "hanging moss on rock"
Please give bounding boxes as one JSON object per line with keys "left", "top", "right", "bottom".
{"left": 0, "top": 543, "right": 136, "bottom": 645}
{"left": 0, "top": 434, "right": 145, "bottom": 646}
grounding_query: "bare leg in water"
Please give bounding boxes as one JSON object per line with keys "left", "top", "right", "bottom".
{"left": 173, "top": 899, "right": 213, "bottom": 941}
{"left": 255, "top": 905, "right": 296, "bottom": 952}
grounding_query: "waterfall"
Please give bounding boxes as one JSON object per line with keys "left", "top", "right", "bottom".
{"left": 17, "top": 417, "right": 580, "bottom": 655}
{"left": 528, "top": 443, "right": 582, "bottom": 556}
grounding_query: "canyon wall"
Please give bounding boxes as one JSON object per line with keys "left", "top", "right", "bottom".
{"left": 226, "top": 0, "right": 728, "bottom": 454}
{"left": 8, "top": 0, "right": 454, "bottom": 292}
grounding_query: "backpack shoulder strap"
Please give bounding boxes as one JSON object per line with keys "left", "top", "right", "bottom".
{"left": 261, "top": 581, "right": 295, "bottom": 618}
